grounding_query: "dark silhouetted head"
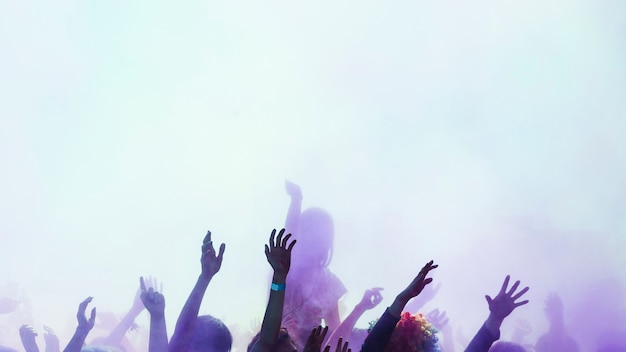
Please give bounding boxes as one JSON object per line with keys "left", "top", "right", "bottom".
{"left": 191, "top": 315, "right": 233, "bottom": 352}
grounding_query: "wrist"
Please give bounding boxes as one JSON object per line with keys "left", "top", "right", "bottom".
{"left": 485, "top": 314, "right": 504, "bottom": 337}
{"left": 272, "top": 273, "right": 287, "bottom": 284}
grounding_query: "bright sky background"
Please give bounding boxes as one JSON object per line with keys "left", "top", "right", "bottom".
{"left": 1, "top": 0, "right": 625, "bottom": 351}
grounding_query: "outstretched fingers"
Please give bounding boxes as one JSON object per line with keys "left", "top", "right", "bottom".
{"left": 500, "top": 275, "right": 511, "bottom": 295}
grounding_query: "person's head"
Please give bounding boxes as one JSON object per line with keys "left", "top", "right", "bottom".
{"left": 247, "top": 328, "right": 298, "bottom": 352}
{"left": 373, "top": 312, "right": 440, "bottom": 352}
{"left": 489, "top": 341, "right": 526, "bottom": 352}
{"left": 293, "top": 207, "right": 334, "bottom": 270}
{"left": 191, "top": 315, "right": 233, "bottom": 352}
{"left": 544, "top": 293, "right": 564, "bottom": 326}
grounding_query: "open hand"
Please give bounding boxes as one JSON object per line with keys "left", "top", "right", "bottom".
{"left": 201, "top": 230, "right": 226, "bottom": 279}
{"left": 486, "top": 275, "right": 529, "bottom": 321}
{"left": 303, "top": 326, "right": 329, "bottom": 352}
{"left": 265, "top": 228, "right": 296, "bottom": 280}
{"left": 323, "top": 337, "right": 351, "bottom": 352}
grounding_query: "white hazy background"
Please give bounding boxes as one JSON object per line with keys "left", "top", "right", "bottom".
{"left": 1, "top": 0, "right": 625, "bottom": 351}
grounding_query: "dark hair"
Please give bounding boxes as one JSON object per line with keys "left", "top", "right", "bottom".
{"left": 191, "top": 315, "right": 233, "bottom": 352}
{"left": 247, "top": 328, "right": 292, "bottom": 352}
{"left": 489, "top": 341, "right": 526, "bottom": 352}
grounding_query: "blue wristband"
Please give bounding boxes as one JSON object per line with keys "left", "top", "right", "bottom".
{"left": 271, "top": 283, "right": 286, "bottom": 291}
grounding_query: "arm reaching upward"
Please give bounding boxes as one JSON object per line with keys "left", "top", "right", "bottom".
{"left": 63, "top": 297, "right": 96, "bottom": 352}
{"left": 361, "top": 260, "right": 438, "bottom": 352}
{"left": 465, "top": 275, "right": 529, "bottom": 352}
{"left": 169, "top": 230, "right": 226, "bottom": 352}
{"left": 140, "top": 276, "right": 168, "bottom": 352}
{"left": 284, "top": 180, "right": 302, "bottom": 235}
{"left": 19, "top": 325, "right": 40, "bottom": 352}
{"left": 250, "top": 229, "right": 296, "bottom": 352}
{"left": 326, "top": 288, "right": 383, "bottom": 348}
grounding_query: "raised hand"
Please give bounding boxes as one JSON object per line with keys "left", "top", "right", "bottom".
{"left": 20, "top": 324, "right": 39, "bottom": 352}
{"left": 201, "top": 230, "right": 226, "bottom": 279}
{"left": 0, "top": 296, "right": 20, "bottom": 314}
{"left": 303, "top": 326, "right": 329, "bottom": 352}
{"left": 485, "top": 275, "right": 529, "bottom": 321}
{"left": 426, "top": 308, "right": 449, "bottom": 330}
{"left": 285, "top": 180, "right": 302, "bottom": 199}
{"left": 43, "top": 326, "right": 60, "bottom": 352}
{"left": 357, "top": 288, "right": 384, "bottom": 311}
{"left": 76, "top": 297, "right": 96, "bottom": 332}
{"left": 264, "top": 228, "right": 296, "bottom": 281}
{"left": 140, "top": 276, "right": 165, "bottom": 317}
{"left": 323, "top": 337, "right": 351, "bottom": 352}
{"left": 399, "top": 260, "right": 438, "bottom": 301}
{"left": 132, "top": 276, "right": 160, "bottom": 314}
{"left": 63, "top": 297, "right": 96, "bottom": 352}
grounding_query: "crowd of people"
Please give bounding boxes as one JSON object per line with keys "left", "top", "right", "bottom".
{"left": 0, "top": 182, "right": 622, "bottom": 352}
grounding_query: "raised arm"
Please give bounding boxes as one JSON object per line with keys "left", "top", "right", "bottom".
{"left": 465, "top": 275, "right": 529, "bottom": 352}
{"left": 168, "top": 230, "right": 226, "bottom": 352}
{"left": 284, "top": 180, "right": 302, "bottom": 235}
{"left": 140, "top": 276, "right": 168, "bottom": 352}
{"left": 63, "top": 297, "right": 96, "bottom": 352}
{"left": 19, "top": 325, "right": 40, "bottom": 352}
{"left": 43, "top": 326, "right": 60, "bottom": 352}
{"left": 250, "top": 228, "right": 296, "bottom": 352}
{"left": 100, "top": 277, "right": 153, "bottom": 347}
{"left": 361, "top": 260, "right": 438, "bottom": 352}
{"left": 326, "top": 288, "right": 383, "bottom": 348}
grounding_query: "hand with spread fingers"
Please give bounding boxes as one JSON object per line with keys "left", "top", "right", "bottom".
{"left": 265, "top": 228, "right": 296, "bottom": 282}
{"left": 486, "top": 275, "right": 530, "bottom": 323}
{"left": 303, "top": 326, "right": 329, "bottom": 352}
{"left": 323, "top": 337, "right": 351, "bottom": 352}
{"left": 466, "top": 275, "right": 530, "bottom": 352}
{"left": 201, "top": 230, "right": 226, "bottom": 279}
{"left": 250, "top": 228, "right": 297, "bottom": 352}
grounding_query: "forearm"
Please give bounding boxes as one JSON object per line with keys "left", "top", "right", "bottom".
{"left": 63, "top": 329, "right": 90, "bottom": 352}
{"left": 388, "top": 293, "right": 410, "bottom": 319}
{"left": 169, "top": 275, "right": 211, "bottom": 352}
{"left": 251, "top": 274, "right": 287, "bottom": 352}
{"left": 22, "top": 342, "right": 40, "bottom": 352}
{"left": 464, "top": 317, "right": 500, "bottom": 352}
{"left": 149, "top": 314, "right": 169, "bottom": 352}
{"left": 440, "top": 324, "right": 456, "bottom": 352}
{"left": 284, "top": 195, "right": 302, "bottom": 234}
{"left": 327, "top": 305, "right": 366, "bottom": 347}
{"left": 104, "top": 309, "right": 142, "bottom": 345}
{"left": 361, "top": 309, "right": 400, "bottom": 352}
{"left": 45, "top": 342, "right": 60, "bottom": 352}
